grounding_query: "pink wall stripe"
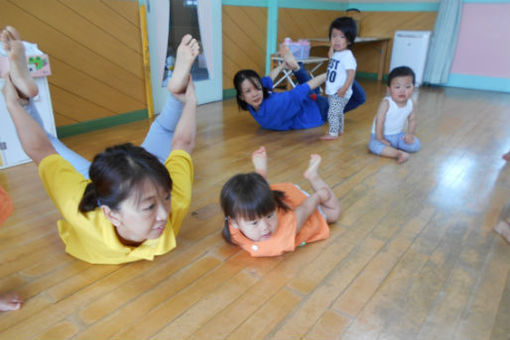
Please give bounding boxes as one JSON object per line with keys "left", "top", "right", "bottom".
{"left": 450, "top": 3, "right": 510, "bottom": 78}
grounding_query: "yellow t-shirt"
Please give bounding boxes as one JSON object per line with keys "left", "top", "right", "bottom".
{"left": 38, "top": 150, "right": 193, "bottom": 264}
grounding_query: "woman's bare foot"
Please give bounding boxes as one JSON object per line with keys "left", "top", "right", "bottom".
{"left": 494, "top": 219, "right": 510, "bottom": 244}
{"left": 252, "top": 146, "right": 267, "bottom": 178}
{"left": 1, "top": 26, "right": 38, "bottom": 98}
{"left": 503, "top": 152, "right": 510, "bottom": 161}
{"left": 279, "top": 44, "right": 299, "bottom": 71}
{"left": 0, "top": 292, "right": 22, "bottom": 311}
{"left": 167, "top": 34, "right": 199, "bottom": 95}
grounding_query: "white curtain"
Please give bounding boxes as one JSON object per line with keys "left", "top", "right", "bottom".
{"left": 423, "top": 0, "right": 463, "bottom": 84}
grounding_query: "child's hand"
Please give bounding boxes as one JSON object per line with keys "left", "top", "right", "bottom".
{"left": 328, "top": 45, "right": 334, "bottom": 59}
{"left": 403, "top": 134, "right": 415, "bottom": 144}
{"left": 337, "top": 88, "right": 347, "bottom": 98}
{"left": 382, "top": 139, "right": 391, "bottom": 146}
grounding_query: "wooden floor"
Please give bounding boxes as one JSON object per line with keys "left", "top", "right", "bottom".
{"left": 1, "top": 79, "right": 510, "bottom": 339}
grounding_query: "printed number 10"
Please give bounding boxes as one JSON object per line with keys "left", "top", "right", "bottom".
{"left": 328, "top": 70, "right": 337, "bottom": 83}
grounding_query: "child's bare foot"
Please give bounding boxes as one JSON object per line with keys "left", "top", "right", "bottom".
{"left": 494, "top": 219, "right": 510, "bottom": 244}
{"left": 397, "top": 151, "right": 410, "bottom": 164}
{"left": 0, "top": 292, "right": 22, "bottom": 311}
{"left": 167, "top": 34, "right": 199, "bottom": 95}
{"left": 279, "top": 44, "right": 299, "bottom": 71}
{"left": 1, "top": 26, "right": 38, "bottom": 98}
{"left": 503, "top": 152, "right": 510, "bottom": 161}
{"left": 252, "top": 146, "right": 267, "bottom": 178}
{"left": 304, "top": 154, "right": 321, "bottom": 182}
{"left": 320, "top": 133, "right": 341, "bottom": 141}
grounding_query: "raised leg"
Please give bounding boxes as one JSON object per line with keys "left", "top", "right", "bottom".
{"left": 167, "top": 34, "right": 199, "bottom": 95}
{"left": 279, "top": 44, "right": 299, "bottom": 71}
{"left": 143, "top": 34, "right": 198, "bottom": 163}
{"left": 251, "top": 146, "right": 267, "bottom": 179}
{"left": 1, "top": 26, "right": 38, "bottom": 98}
{"left": 303, "top": 154, "right": 341, "bottom": 222}
{"left": 141, "top": 95, "right": 184, "bottom": 163}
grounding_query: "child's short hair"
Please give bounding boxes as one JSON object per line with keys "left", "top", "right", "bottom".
{"left": 220, "top": 172, "right": 289, "bottom": 243}
{"left": 233, "top": 69, "right": 270, "bottom": 111}
{"left": 387, "top": 66, "right": 416, "bottom": 86}
{"left": 79, "top": 143, "right": 172, "bottom": 213}
{"left": 329, "top": 16, "right": 357, "bottom": 49}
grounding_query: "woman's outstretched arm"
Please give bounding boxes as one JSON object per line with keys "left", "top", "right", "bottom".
{"left": 2, "top": 76, "right": 56, "bottom": 164}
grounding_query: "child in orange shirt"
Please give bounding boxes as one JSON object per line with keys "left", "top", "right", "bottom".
{"left": 0, "top": 185, "right": 22, "bottom": 311}
{"left": 220, "top": 147, "right": 341, "bottom": 257}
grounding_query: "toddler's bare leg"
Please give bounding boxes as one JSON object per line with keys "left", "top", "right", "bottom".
{"left": 252, "top": 146, "right": 267, "bottom": 179}
{"left": 0, "top": 291, "right": 22, "bottom": 311}
{"left": 1, "top": 26, "right": 38, "bottom": 98}
{"left": 279, "top": 44, "right": 299, "bottom": 71}
{"left": 167, "top": 34, "right": 199, "bottom": 95}
{"left": 303, "top": 154, "right": 341, "bottom": 222}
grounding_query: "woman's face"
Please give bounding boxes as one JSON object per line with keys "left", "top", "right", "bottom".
{"left": 240, "top": 78, "right": 264, "bottom": 110}
{"left": 106, "top": 178, "right": 171, "bottom": 244}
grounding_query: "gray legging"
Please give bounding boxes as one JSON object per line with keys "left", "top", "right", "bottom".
{"left": 25, "top": 95, "right": 184, "bottom": 179}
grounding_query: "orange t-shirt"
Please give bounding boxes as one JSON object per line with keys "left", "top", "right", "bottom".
{"left": 228, "top": 183, "right": 329, "bottom": 257}
{"left": 0, "top": 186, "right": 13, "bottom": 226}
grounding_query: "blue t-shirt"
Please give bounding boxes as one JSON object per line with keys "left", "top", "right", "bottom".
{"left": 247, "top": 77, "right": 325, "bottom": 131}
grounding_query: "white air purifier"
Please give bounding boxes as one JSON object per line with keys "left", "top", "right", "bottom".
{"left": 390, "top": 30, "right": 431, "bottom": 87}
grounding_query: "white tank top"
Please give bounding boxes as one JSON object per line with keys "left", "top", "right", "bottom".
{"left": 371, "top": 97, "right": 413, "bottom": 135}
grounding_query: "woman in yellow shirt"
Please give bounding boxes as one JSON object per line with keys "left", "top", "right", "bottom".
{"left": 1, "top": 26, "right": 197, "bottom": 264}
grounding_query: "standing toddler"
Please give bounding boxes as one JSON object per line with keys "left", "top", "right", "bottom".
{"left": 321, "top": 17, "right": 358, "bottom": 140}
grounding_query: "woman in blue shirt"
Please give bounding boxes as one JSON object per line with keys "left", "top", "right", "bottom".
{"left": 233, "top": 54, "right": 365, "bottom": 131}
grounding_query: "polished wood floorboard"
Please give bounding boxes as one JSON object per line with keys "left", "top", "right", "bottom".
{"left": 1, "top": 79, "right": 510, "bottom": 339}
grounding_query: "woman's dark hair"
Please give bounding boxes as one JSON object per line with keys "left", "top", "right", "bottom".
{"left": 233, "top": 69, "right": 270, "bottom": 111}
{"left": 329, "top": 16, "right": 357, "bottom": 49}
{"left": 220, "top": 172, "right": 290, "bottom": 243}
{"left": 79, "top": 143, "right": 172, "bottom": 213}
{"left": 387, "top": 66, "right": 416, "bottom": 86}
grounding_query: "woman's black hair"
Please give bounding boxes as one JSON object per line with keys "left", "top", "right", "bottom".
{"left": 79, "top": 143, "right": 172, "bottom": 213}
{"left": 329, "top": 16, "right": 357, "bottom": 49}
{"left": 387, "top": 66, "right": 416, "bottom": 86}
{"left": 233, "top": 69, "right": 270, "bottom": 111}
{"left": 220, "top": 172, "right": 290, "bottom": 244}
